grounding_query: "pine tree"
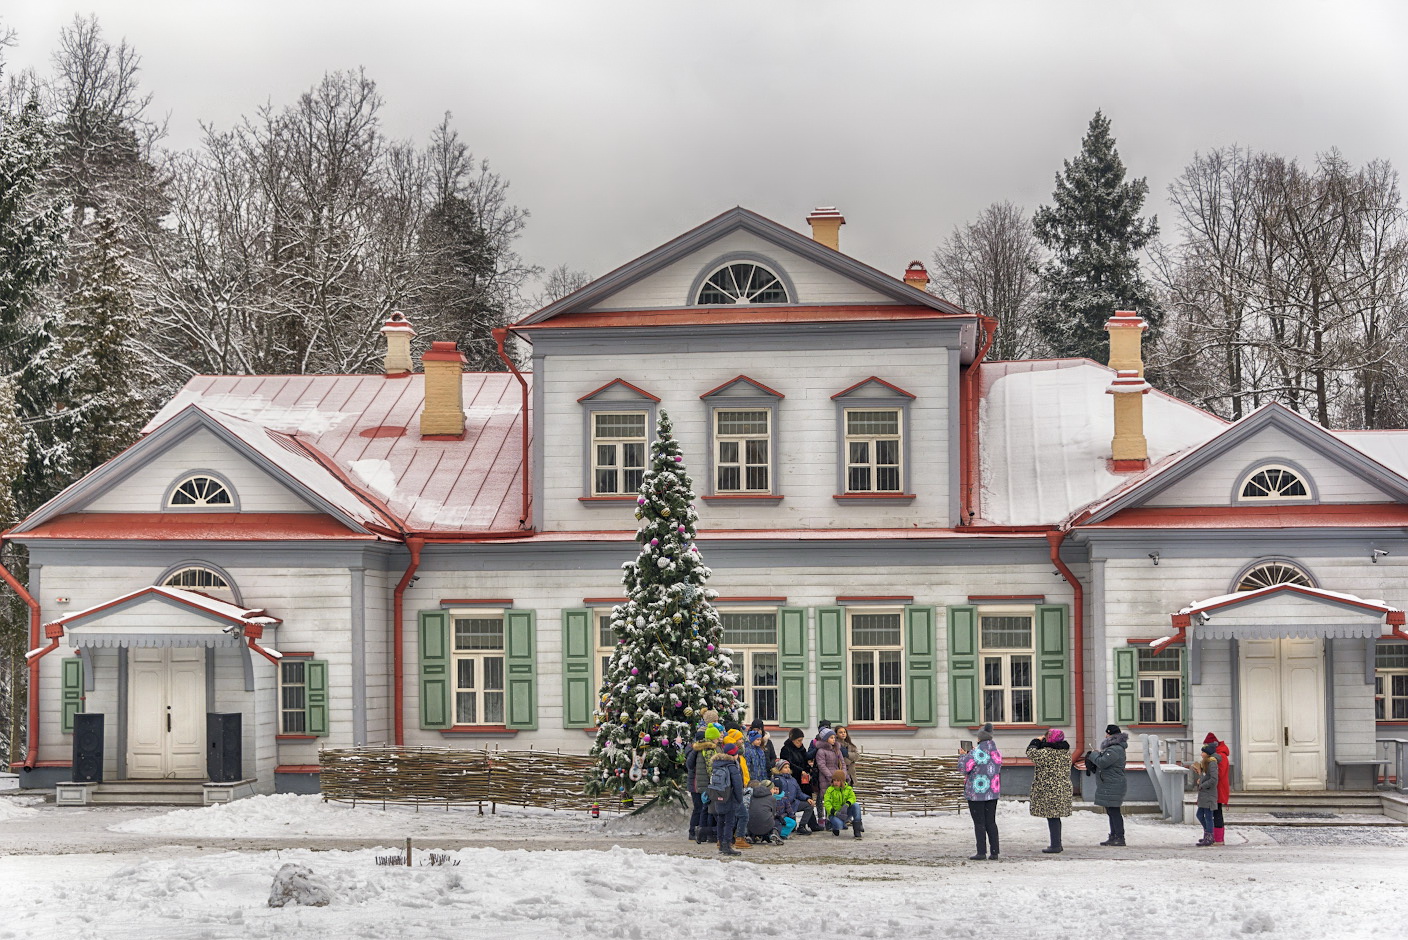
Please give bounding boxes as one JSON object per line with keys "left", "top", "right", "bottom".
{"left": 1032, "top": 110, "right": 1159, "bottom": 360}
{"left": 588, "top": 410, "right": 738, "bottom": 808}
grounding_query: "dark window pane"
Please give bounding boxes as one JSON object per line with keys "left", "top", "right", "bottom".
{"left": 754, "top": 689, "right": 778, "bottom": 723}
{"left": 1139, "top": 702, "right": 1155, "bottom": 723}
{"left": 853, "top": 688, "right": 875, "bottom": 722}
{"left": 745, "top": 439, "right": 768, "bottom": 463}
{"left": 1010, "top": 656, "right": 1032, "bottom": 689}
{"left": 878, "top": 650, "right": 903, "bottom": 686}
{"left": 983, "top": 657, "right": 1003, "bottom": 686}
{"left": 851, "top": 613, "right": 902, "bottom": 647}
{"left": 1395, "top": 698, "right": 1408, "bottom": 720}
{"left": 457, "top": 658, "right": 475, "bottom": 689}
{"left": 719, "top": 441, "right": 739, "bottom": 463}
{"left": 876, "top": 467, "right": 900, "bottom": 491}
{"left": 1393, "top": 674, "right": 1408, "bottom": 696}
{"left": 848, "top": 441, "right": 869, "bottom": 463}
{"left": 623, "top": 469, "right": 644, "bottom": 491}
{"left": 718, "top": 466, "right": 741, "bottom": 491}
{"left": 1012, "top": 689, "right": 1033, "bottom": 724}
{"left": 982, "top": 690, "right": 1005, "bottom": 723}
{"left": 484, "top": 657, "right": 504, "bottom": 691}
{"left": 456, "top": 692, "right": 476, "bottom": 725}
{"left": 875, "top": 439, "right": 899, "bottom": 465}
{"left": 745, "top": 466, "right": 769, "bottom": 490}
{"left": 852, "top": 652, "right": 875, "bottom": 687}
{"left": 981, "top": 617, "right": 1032, "bottom": 649}
{"left": 1161, "top": 677, "right": 1181, "bottom": 700}
{"left": 1162, "top": 699, "right": 1181, "bottom": 723}
{"left": 847, "top": 467, "right": 871, "bottom": 491}
{"left": 455, "top": 618, "right": 504, "bottom": 651}
{"left": 752, "top": 652, "right": 778, "bottom": 688}
{"left": 595, "top": 469, "right": 617, "bottom": 494}
{"left": 484, "top": 692, "right": 504, "bottom": 725}
{"left": 283, "top": 710, "right": 306, "bottom": 734}
{"left": 622, "top": 443, "right": 645, "bottom": 468}
{"left": 1139, "top": 678, "right": 1155, "bottom": 698}
{"left": 721, "top": 612, "right": 778, "bottom": 646}
{"left": 880, "top": 687, "right": 903, "bottom": 722}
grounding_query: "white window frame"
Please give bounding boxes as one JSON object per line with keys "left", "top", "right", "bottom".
{"left": 164, "top": 471, "right": 238, "bottom": 510}
{"left": 590, "top": 411, "right": 649, "bottom": 496}
{"left": 279, "top": 659, "right": 309, "bottom": 734}
{"left": 161, "top": 564, "right": 237, "bottom": 603}
{"left": 1136, "top": 647, "right": 1184, "bottom": 725}
{"left": 713, "top": 408, "right": 773, "bottom": 494}
{"left": 450, "top": 610, "right": 507, "bottom": 726}
{"left": 593, "top": 608, "right": 617, "bottom": 697}
{"left": 1237, "top": 463, "right": 1314, "bottom": 502}
{"left": 847, "top": 607, "right": 905, "bottom": 724}
{"left": 843, "top": 407, "right": 904, "bottom": 494}
{"left": 694, "top": 260, "right": 790, "bottom": 305}
{"left": 1376, "top": 642, "right": 1408, "bottom": 721}
{"left": 978, "top": 606, "right": 1035, "bottom": 725}
{"left": 720, "top": 608, "right": 781, "bottom": 725}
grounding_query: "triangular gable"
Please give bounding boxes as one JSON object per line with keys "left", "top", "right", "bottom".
{"left": 13, "top": 405, "right": 393, "bottom": 535}
{"left": 831, "top": 376, "right": 917, "bottom": 400}
{"left": 50, "top": 585, "right": 282, "bottom": 632}
{"left": 700, "top": 375, "right": 784, "bottom": 400}
{"left": 576, "top": 378, "right": 661, "bottom": 403}
{"left": 1081, "top": 403, "right": 1408, "bottom": 525}
{"left": 515, "top": 207, "right": 968, "bottom": 326}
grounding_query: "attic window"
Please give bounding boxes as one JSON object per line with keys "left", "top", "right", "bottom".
{"left": 162, "top": 565, "right": 236, "bottom": 602}
{"left": 168, "top": 474, "right": 234, "bottom": 508}
{"left": 1236, "top": 561, "right": 1313, "bottom": 592}
{"left": 696, "top": 262, "right": 789, "bottom": 305}
{"left": 1238, "top": 465, "right": 1310, "bottom": 501}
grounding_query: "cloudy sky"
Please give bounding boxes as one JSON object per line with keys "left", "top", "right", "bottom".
{"left": 6, "top": 1, "right": 1408, "bottom": 292}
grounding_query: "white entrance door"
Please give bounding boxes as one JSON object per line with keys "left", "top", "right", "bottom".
{"left": 1240, "top": 638, "right": 1326, "bottom": 790}
{"left": 127, "top": 648, "right": 206, "bottom": 779}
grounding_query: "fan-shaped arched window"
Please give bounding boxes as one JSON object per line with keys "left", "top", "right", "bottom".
{"left": 1236, "top": 560, "right": 1313, "bottom": 592}
{"left": 161, "top": 565, "right": 237, "bottom": 602}
{"left": 167, "top": 474, "right": 234, "bottom": 508}
{"left": 1238, "top": 465, "right": 1311, "bottom": 501}
{"left": 696, "top": 262, "right": 789, "bottom": 305}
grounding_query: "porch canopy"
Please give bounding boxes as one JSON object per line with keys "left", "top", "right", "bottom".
{"left": 45, "top": 586, "right": 282, "bottom": 649}
{"left": 1156, "top": 583, "right": 1406, "bottom": 650}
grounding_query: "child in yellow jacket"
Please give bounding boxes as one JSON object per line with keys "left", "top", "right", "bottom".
{"left": 822, "top": 769, "right": 864, "bottom": 839}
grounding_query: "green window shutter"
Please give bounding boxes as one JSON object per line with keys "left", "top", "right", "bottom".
{"left": 904, "top": 605, "right": 938, "bottom": 727}
{"left": 306, "top": 659, "right": 329, "bottom": 736}
{"left": 61, "top": 657, "right": 84, "bottom": 733}
{"left": 505, "top": 610, "right": 538, "bottom": 730}
{"left": 778, "top": 607, "right": 809, "bottom": 727}
{"left": 418, "top": 610, "right": 451, "bottom": 729}
{"left": 815, "top": 606, "right": 846, "bottom": 724}
{"left": 1113, "top": 647, "right": 1138, "bottom": 725}
{"left": 1035, "top": 604, "right": 1070, "bottom": 725}
{"left": 947, "top": 605, "right": 979, "bottom": 726}
{"left": 561, "top": 608, "right": 594, "bottom": 728}
{"left": 1180, "top": 646, "right": 1190, "bottom": 726}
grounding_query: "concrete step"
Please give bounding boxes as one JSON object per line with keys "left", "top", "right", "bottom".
{"left": 90, "top": 779, "right": 206, "bottom": 806}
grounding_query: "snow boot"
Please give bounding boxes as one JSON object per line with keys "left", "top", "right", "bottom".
{"left": 1041, "top": 845, "right": 1063, "bottom": 854}
{"left": 719, "top": 841, "right": 740, "bottom": 857}
{"left": 968, "top": 853, "right": 987, "bottom": 861}
{"left": 1214, "top": 827, "right": 1225, "bottom": 845}
{"left": 688, "top": 827, "right": 696, "bottom": 841}
{"left": 732, "top": 837, "right": 750, "bottom": 850}
{"left": 1099, "top": 835, "right": 1126, "bottom": 847}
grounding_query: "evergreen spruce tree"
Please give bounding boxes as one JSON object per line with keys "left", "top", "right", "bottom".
{"left": 1032, "top": 110, "right": 1159, "bottom": 360}
{"left": 588, "top": 410, "right": 738, "bottom": 808}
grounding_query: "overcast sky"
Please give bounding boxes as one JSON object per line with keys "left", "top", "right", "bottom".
{"left": 7, "top": 1, "right": 1408, "bottom": 294}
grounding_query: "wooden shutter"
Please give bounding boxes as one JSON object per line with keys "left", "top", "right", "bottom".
{"left": 1180, "top": 645, "right": 1190, "bottom": 725}
{"left": 1113, "top": 647, "right": 1138, "bottom": 724}
{"left": 947, "top": 605, "right": 979, "bottom": 726}
{"left": 815, "top": 606, "right": 846, "bottom": 724}
{"left": 1035, "top": 604, "right": 1070, "bottom": 724}
{"left": 505, "top": 610, "right": 538, "bottom": 730}
{"left": 61, "top": 657, "right": 84, "bottom": 733}
{"left": 561, "top": 608, "right": 594, "bottom": 728}
{"left": 418, "top": 610, "right": 451, "bottom": 729}
{"left": 904, "top": 605, "right": 938, "bottom": 727}
{"left": 306, "top": 659, "right": 329, "bottom": 736}
{"left": 778, "top": 607, "right": 809, "bottom": 727}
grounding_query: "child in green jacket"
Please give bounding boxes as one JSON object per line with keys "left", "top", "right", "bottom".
{"left": 822, "top": 770, "right": 864, "bottom": 839}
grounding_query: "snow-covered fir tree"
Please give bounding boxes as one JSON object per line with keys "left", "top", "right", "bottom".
{"left": 1032, "top": 110, "right": 1159, "bottom": 360}
{"left": 588, "top": 410, "right": 738, "bottom": 807}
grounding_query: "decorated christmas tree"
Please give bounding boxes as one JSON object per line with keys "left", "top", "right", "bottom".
{"left": 587, "top": 410, "right": 738, "bottom": 808}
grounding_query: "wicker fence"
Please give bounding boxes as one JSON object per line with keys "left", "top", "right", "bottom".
{"left": 319, "top": 746, "right": 966, "bottom": 815}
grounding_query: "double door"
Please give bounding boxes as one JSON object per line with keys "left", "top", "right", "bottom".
{"left": 1239, "top": 638, "right": 1326, "bottom": 790}
{"left": 127, "top": 647, "right": 206, "bottom": 778}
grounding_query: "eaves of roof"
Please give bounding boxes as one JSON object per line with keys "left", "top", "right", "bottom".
{"left": 511, "top": 304, "right": 967, "bottom": 332}
{"left": 9, "top": 512, "right": 382, "bottom": 541}
{"left": 1078, "top": 503, "right": 1408, "bottom": 529}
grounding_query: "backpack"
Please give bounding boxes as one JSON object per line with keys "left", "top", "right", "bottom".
{"left": 705, "top": 762, "right": 731, "bottom": 811}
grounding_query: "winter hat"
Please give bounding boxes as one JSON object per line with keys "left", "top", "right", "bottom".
{"left": 977, "top": 722, "right": 994, "bottom": 742}
{"left": 749, "top": 717, "right": 765, "bottom": 731}
{"left": 1201, "top": 743, "right": 1218, "bottom": 756}
{"left": 1045, "top": 728, "right": 1066, "bottom": 744}
{"left": 818, "top": 728, "right": 836, "bottom": 742}
{"left": 817, "top": 719, "right": 833, "bottom": 731}
{"left": 701, "top": 709, "right": 720, "bottom": 725}
{"left": 1105, "top": 724, "right": 1121, "bottom": 735}
{"left": 721, "top": 742, "right": 740, "bottom": 756}
{"left": 723, "top": 728, "right": 745, "bottom": 745}
{"left": 1203, "top": 732, "right": 1219, "bottom": 745}
{"left": 773, "top": 759, "right": 791, "bottom": 772}
{"left": 704, "top": 725, "right": 721, "bottom": 742}
{"left": 747, "top": 729, "right": 762, "bottom": 743}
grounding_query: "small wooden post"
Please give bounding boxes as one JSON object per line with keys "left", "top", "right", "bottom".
{"left": 405, "top": 837, "right": 412, "bottom": 866}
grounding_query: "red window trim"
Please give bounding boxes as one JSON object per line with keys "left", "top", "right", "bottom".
{"left": 966, "top": 723, "right": 1045, "bottom": 731}
{"left": 275, "top": 765, "right": 321, "bottom": 774}
{"left": 837, "top": 595, "right": 914, "bottom": 603}
{"left": 832, "top": 493, "right": 917, "bottom": 501}
{"left": 280, "top": 651, "right": 315, "bottom": 659}
{"left": 1376, "top": 720, "right": 1408, "bottom": 726}
{"left": 701, "top": 494, "right": 785, "bottom": 502}
{"left": 578, "top": 495, "right": 638, "bottom": 502}
{"left": 968, "top": 595, "right": 1046, "bottom": 603}
{"left": 439, "top": 725, "right": 520, "bottom": 735}
{"left": 276, "top": 734, "right": 318, "bottom": 741}
{"left": 1126, "top": 723, "right": 1188, "bottom": 730}
{"left": 440, "top": 599, "right": 514, "bottom": 607}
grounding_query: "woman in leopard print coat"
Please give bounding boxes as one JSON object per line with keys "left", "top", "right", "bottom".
{"left": 1026, "top": 728, "right": 1073, "bottom": 854}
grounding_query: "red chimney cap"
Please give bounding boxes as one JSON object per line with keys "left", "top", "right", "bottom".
{"left": 422, "top": 341, "right": 467, "bottom": 364}
{"left": 1104, "top": 310, "right": 1148, "bottom": 331}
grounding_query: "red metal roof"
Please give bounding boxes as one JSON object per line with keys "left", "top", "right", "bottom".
{"left": 1081, "top": 504, "right": 1408, "bottom": 529}
{"left": 19, "top": 512, "right": 377, "bottom": 541}
{"left": 513, "top": 304, "right": 965, "bottom": 331}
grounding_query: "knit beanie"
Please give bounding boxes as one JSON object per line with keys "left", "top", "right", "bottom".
{"left": 1203, "top": 732, "right": 1219, "bottom": 745}
{"left": 1045, "top": 728, "right": 1066, "bottom": 744}
{"left": 1201, "top": 742, "right": 1218, "bottom": 756}
{"left": 704, "top": 725, "right": 721, "bottom": 742}
{"left": 1105, "top": 724, "right": 1121, "bottom": 735}
{"left": 819, "top": 728, "right": 836, "bottom": 742}
{"left": 747, "top": 729, "right": 762, "bottom": 743}
{"left": 749, "top": 717, "right": 765, "bottom": 731}
{"left": 721, "top": 742, "right": 739, "bottom": 756}
{"left": 977, "top": 722, "right": 994, "bottom": 742}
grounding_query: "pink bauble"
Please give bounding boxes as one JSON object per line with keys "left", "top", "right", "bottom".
{"left": 650, "top": 538, "right": 658, "bottom": 546}
{"left": 630, "top": 667, "right": 639, "bottom": 675}
{"left": 677, "top": 525, "right": 685, "bottom": 533}
{"left": 641, "top": 734, "right": 651, "bottom": 744}
{"left": 637, "top": 496, "right": 646, "bottom": 505}
{"left": 673, "top": 456, "right": 682, "bottom": 462}
{"left": 706, "top": 644, "right": 714, "bottom": 651}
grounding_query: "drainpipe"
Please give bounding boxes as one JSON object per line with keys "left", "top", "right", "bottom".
{"left": 392, "top": 536, "right": 425, "bottom": 746}
{"left": 243, "top": 623, "right": 282, "bottom": 665}
{"left": 0, "top": 538, "right": 43, "bottom": 770}
{"left": 1046, "top": 530, "right": 1086, "bottom": 751}
{"left": 492, "top": 327, "right": 532, "bottom": 530}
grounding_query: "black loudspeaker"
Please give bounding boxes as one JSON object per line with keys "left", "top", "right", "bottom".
{"left": 72, "top": 713, "right": 104, "bottom": 783}
{"left": 206, "top": 712, "right": 243, "bottom": 783}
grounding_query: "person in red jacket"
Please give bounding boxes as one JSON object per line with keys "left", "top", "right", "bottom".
{"left": 1203, "top": 732, "right": 1232, "bottom": 844}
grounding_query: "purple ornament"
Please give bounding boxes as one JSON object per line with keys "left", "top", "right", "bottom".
{"left": 637, "top": 496, "right": 646, "bottom": 505}
{"left": 650, "top": 538, "right": 658, "bottom": 546}
{"left": 631, "top": 667, "right": 639, "bottom": 675}
{"left": 641, "top": 734, "right": 651, "bottom": 744}
{"left": 674, "top": 455, "right": 682, "bottom": 463}
{"left": 706, "top": 644, "right": 714, "bottom": 652}
{"left": 677, "top": 525, "right": 685, "bottom": 533}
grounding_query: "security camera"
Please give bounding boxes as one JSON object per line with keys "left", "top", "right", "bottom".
{"left": 1373, "top": 549, "right": 1389, "bottom": 563}
{"left": 1148, "top": 551, "right": 1160, "bottom": 566}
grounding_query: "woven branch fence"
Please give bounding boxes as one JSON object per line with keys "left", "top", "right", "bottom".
{"left": 319, "top": 746, "right": 966, "bottom": 815}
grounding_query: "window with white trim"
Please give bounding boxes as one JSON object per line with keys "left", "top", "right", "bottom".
{"left": 168, "top": 474, "right": 233, "bottom": 508}
{"left": 452, "top": 613, "right": 505, "bottom": 725}
{"left": 162, "top": 565, "right": 236, "bottom": 602}
{"left": 979, "top": 609, "right": 1034, "bottom": 724}
{"left": 696, "top": 262, "right": 789, "bottom": 305}
{"left": 722, "top": 609, "right": 779, "bottom": 724}
{"left": 844, "top": 409, "right": 902, "bottom": 493}
{"left": 591, "top": 412, "right": 648, "bottom": 495}
{"left": 1236, "top": 561, "right": 1313, "bottom": 592}
{"left": 1239, "top": 465, "right": 1311, "bottom": 501}
{"left": 279, "top": 660, "right": 309, "bottom": 734}
{"left": 848, "top": 609, "right": 903, "bottom": 723}
{"left": 1137, "top": 647, "right": 1183, "bottom": 724}
{"left": 714, "top": 409, "right": 772, "bottom": 493}
{"left": 1376, "top": 642, "right": 1408, "bottom": 721}
{"left": 595, "top": 609, "right": 617, "bottom": 694}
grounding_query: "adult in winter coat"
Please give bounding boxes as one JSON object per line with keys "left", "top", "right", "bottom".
{"left": 1193, "top": 743, "right": 1220, "bottom": 847}
{"left": 1026, "top": 728, "right": 1073, "bottom": 854}
{"left": 958, "top": 722, "right": 1003, "bottom": 860}
{"left": 708, "top": 744, "right": 746, "bottom": 856}
{"left": 1086, "top": 724, "right": 1129, "bottom": 846}
{"left": 691, "top": 724, "right": 722, "bottom": 844}
{"left": 813, "top": 728, "right": 848, "bottom": 798}
{"left": 1203, "top": 732, "right": 1232, "bottom": 844}
{"left": 780, "top": 728, "right": 814, "bottom": 787}
{"left": 836, "top": 726, "right": 862, "bottom": 776}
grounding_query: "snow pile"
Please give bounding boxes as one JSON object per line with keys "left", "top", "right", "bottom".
{"left": 197, "top": 394, "right": 351, "bottom": 435}
{"left": 349, "top": 458, "right": 397, "bottom": 500}
{"left": 267, "top": 863, "right": 333, "bottom": 908}
{"left": 601, "top": 800, "right": 690, "bottom": 835}
{"left": 0, "top": 798, "right": 40, "bottom": 821}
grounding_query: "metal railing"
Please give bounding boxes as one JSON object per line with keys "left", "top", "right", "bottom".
{"left": 1377, "top": 738, "right": 1408, "bottom": 793}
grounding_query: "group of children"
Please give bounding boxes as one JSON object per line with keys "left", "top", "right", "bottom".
{"left": 686, "top": 713, "right": 864, "bottom": 856}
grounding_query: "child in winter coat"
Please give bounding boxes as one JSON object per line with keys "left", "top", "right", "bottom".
{"left": 746, "top": 781, "right": 781, "bottom": 843}
{"left": 769, "top": 782, "right": 798, "bottom": 839}
{"left": 1194, "top": 743, "right": 1220, "bottom": 847}
{"left": 721, "top": 728, "right": 751, "bottom": 849}
{"left": 822, "top": 769, "right": 864, "bottom": 839}
{"left": 743, "top": 729, "right": 771, "bottom": 784}
{"left": 771, "top": 759, "right": 817, "bottom": 835}
{"left": 708, "top": 743, "right": 746, "bottom": 856}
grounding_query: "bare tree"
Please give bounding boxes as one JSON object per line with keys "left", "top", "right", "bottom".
{"left": 537, "top": 263, "right": 590, "bottom": 305}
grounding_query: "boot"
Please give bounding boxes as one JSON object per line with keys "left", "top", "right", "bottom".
{"left": 1214, "top": 827, "right": 1225, "bottom": 845}
{"left": 968, "top": 852, "right": 987, "bottom": 861}
{"left": 719, "top": 840, "right": 740, "bottom": 856}
{"left": 1043, "top": 819, "right": 1062, "bottom": 854}
{"left": 1099, "top": 835, "right": 1126, "bottom": 847}
{"left": 1041, "top": 845, "right": 1063, "bottom": 854}
{"left": 732, "top": 837, "right": 750, "bottom": 850}
{"left": 1196, "top": 835, "right": 1213, "bottom": 847}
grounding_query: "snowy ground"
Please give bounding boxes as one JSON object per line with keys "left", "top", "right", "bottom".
{"left": 3, "top": 793, "right": 1407, "bottom": 939}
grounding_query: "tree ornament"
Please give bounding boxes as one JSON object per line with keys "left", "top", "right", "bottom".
{"left": 661, "top": 508, "right": 671, "bottom": 517}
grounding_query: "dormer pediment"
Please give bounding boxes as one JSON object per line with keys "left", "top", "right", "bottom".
{"left": 700, "top": 375, "right": 785, "bottom": 401}
{"left": 576, "top": 379, "right": 661, "bottom": 403}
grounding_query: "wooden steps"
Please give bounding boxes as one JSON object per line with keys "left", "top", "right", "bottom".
{"left": 89, "top": 779, "right": 206, "bottom": 806}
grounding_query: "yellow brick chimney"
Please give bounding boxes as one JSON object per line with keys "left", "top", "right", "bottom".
{"left": 1105, "top": 309, "right": 1148, "bottom": 377}
{"left": 379, "top": 311, "right": 416, "bottom": 376}
{"left": 420, "top": 341, "right": 467, "bottom": 439}
{"left": 1104, "top": 310, "right": 1151, "bottom": 472}
{"left": 806, "top": 206, "right": 845, "bottom": 251}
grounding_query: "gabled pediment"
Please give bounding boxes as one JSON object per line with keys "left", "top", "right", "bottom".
{"left": 515, "top": 207, "right": 968, "bottom": 325}
{"left": 46, "top": 586, "right": 281, "bottom": 649}
{"left": 700, "top": 375, "right": 784, "bottom": 400}
{"left": 576, "top": 378, "right": 661, "bottom": 403}
{"left": 831, "top": 376, "right": 917, "bottom": 401}
{"left": 1082, "top": 403, "right": 1408, "bottom": 524}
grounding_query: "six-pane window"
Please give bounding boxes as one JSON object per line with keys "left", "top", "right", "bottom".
{"left": 722, "top": 610, "right": 780, "bottom": 724}
{"left": 844, "top": 409, "right": 902, "bottom": 493}
{"left": 1376, "top": 642, "right": 1408, "bottom": 721}
{"left": 453, "top": 615, "right": 506, "bottom": 725}
{"left": 592, "top": 412, "right": 648, "bottom": 495}
{"left": 980, "top": 613, "right": 1033, "bottom": 724}
{"left": 1137, "top": 647, "right": 1183, "bottom": 724}
{"left": 849, "top": 610, "right": 903, "bottom": 723}
{"left": 279, "top": 660, "right": 308, "bottom": 734}
{"left": 715, "top": 409, "right": 771, "bottom": 493}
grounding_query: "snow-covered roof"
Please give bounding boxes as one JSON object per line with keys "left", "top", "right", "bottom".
{"left": 978, "top": 360, "right": 1227, "bottom": 526}
{"left": 47, "top": 585, "right": 282, "bottom": 630}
